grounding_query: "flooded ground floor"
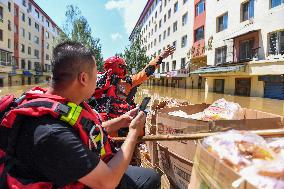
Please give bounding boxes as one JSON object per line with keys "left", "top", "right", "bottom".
{"left": 1, "top": 84, "right": 284, "bottom": 116}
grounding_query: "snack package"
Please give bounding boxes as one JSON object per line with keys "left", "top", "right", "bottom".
{"left": 203, "top": 130, "right": 274, "bottom": 171}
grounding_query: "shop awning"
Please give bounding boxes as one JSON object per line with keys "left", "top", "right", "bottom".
{"left": 224, "top": 29, "right": 259, "bottom": 40}
{"left": 191, "top": 65, "right": 245, "bottom": 74}
{"left": 23, "top": 71, "right": 33, "bottom": 76}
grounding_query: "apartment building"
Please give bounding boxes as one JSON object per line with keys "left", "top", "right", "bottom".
{"left": 130, "top": 0, "right": 194, "bottom": 88}
{"left": 192, "top": 0, "right": 284, "bottom": 99}
{"left": 0, "top": 0, "right": 60, "bottom": 87}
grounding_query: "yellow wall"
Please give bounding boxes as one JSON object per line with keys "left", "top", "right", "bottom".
{"left": 205, "top": 75, "right": 264, "bottom": 97}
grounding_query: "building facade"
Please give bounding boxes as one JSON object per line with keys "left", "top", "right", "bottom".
{"left": 0, "top": 0, "right": 60, "bottom": 87}
{"left": 193, "top": 0, "right": 284, "bottom": 99}
{"left": 132, "top": 0, "right": 284, "bottom": 100}
{"left": 130, "top": 0, "right": 194, "bottom": 88}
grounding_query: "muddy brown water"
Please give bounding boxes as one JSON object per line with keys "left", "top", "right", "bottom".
{"left": 1, "top": 84, "right": 284, "bottom": 116}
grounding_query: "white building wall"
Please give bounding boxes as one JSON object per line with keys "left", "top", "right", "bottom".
{"left": 205, "top": 0, "right": 284, "bottom": 66}
{"left": 140, "top": 0, "right": 194, "bottom": 72}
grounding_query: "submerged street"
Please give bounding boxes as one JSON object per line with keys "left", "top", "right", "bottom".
{"left": 2, "top": 84, "right": 284, "bottom": 116}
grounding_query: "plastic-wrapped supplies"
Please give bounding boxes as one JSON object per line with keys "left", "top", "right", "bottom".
{"left": 168, "top": 98, "right": 243, "bottom": 121}
{"left": 203, "top": 130, "right": 284, "bottom": 189}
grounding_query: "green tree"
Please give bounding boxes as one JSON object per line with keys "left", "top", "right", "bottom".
{"left": 59, "top": 5, "right": 104, "bottom": 71}
{"left": 121, "top": 27, "right": 150, "bottom": 74}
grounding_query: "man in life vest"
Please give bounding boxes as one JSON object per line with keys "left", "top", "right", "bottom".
{"left": 0, "top": 41, "right": 160, "bottom": 189}
{"left": 89, "top": 46, "right": 175, "bottom": 136}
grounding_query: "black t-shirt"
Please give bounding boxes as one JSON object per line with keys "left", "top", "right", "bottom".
{"left": 10, "top": 115, "right": 100, "bottom": 187}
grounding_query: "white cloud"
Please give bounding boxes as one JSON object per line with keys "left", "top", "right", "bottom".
{"left": 111, "top": 33, "right": 123, "bottom": 41}
{"left": 105, "top": 0, "right": 146, "bottom": 34}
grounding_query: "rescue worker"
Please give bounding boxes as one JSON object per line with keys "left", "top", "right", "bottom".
{"left": 0, "top": 41, "right": 160, "bottom": 189}
{"left": 89, "top": 46, "right": 175, "bottom": 136}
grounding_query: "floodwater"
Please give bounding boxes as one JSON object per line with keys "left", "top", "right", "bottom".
{"left": 1, "top": 84, "right": 284, "bottom": 116}
{"left": 136, "top": 85, "right": 284, "bottom": 116}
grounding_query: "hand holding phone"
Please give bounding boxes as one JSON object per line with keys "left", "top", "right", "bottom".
{"left": 138, "top": 97, "right": 151, "bottom": 113}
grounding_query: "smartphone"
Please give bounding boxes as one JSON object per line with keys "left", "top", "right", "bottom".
{"left": 139, "top": 97, "right": 151, "bottom": 112}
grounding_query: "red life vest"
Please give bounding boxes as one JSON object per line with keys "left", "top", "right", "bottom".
{"left": 92, "top": 70, "right": 136, "bottom": 122}
{"left": 0, "top": 87, "right": 115, "bottom": 189}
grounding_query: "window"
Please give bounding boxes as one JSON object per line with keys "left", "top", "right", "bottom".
{"left": 159, "top": 19, "right": 162, "bottom": 28}
{"left": 46, "top": 43, "right": 49, "bottom": 49}
{"left": 164, "top": 0, "right": 167, "bottom": 7}
{"left": 160, "top": 4, "right": 162, "bottom": 12}
{"left": 217, "top": 13, "right": 228, "bottom": 32}
{"left": 164, "top": 14, "right": 167, "bottom": 23}
{"left": 268, "top": 30, "right": 284, "bottom": 55}
{"left": 45, "top": 31, "right": 49, "bottom": 39}
{"left": 20, "top": 28, "right": 25, "bottom": 37}
{"left": 0, "top": 6, "right": 3, "bottom": 22}
{"left": 28, "top": 46, "right": 31, "bottom": 55}
{"left": 155, "top": 11, "right": 157, "bottom": 18}
{"left": 42, "top": 15, "right": 44, "bottom": 22}
{"left": 8, "top": 39, "right": 11, "bottom": 48}
{"left": 28, "top": 61, "right": 31, "bottom": 70}
{"left": 181, "top": 35, "right": 187, "bottom": 48}
{"left": 215, "top": 46, "right": 227, "bottom": 64}
{"left": 195, "top": 26, "right": 204, "bottom": 41}
{"left": 8, "top": 20, "right": 11, "bottom": 31}
{"left": 28, "top": 32, "right": 31, "bottom": 40}
{"left": 46, "top": 20, "right": 50, "bottom": 27}
{"left": 21, "top": 60, "right": 26, "bottom": 69}
{"left": 35, "top": 23, "right": 39, "bottom": 31}
{"left": 0, "top": 30, "right": 2, "bottom": 41}
{"left": 172, "top": 60, "right": 176, "bottom": 70}
{"left": 173, "top": 21, "right": 178, "bottom": 32}
{"left": 35, "top": 10, "right": 39, "bottom": 18}
{"left": 242, "top": 0, "right": 254, "bottom": 22}
{"left": 181, "top": 58, "right": 186, "bottom": 68}
{"left": 168, "top": 9, "right": 171, "bottom": 19}
{"left": 22, "top": 0, "right": 26, "bottom": 7}
{"left": 174, "top": 2, "right": 178, "bottom": 13}
{"left": 173, "top": 41, "right": 177, "bottom": 48}
{"left": 28, "top": 17, "right": 31, "bottom": 26}
{"left": 155, "top": 24, "right": 157, "bottom": 32}
{"left": 34, "top": 49, "right": 39, "bottom": 58}
{"left": 28, "top": 2, "right": 32, "bottom": 12}
{"left": 21, "top": 12, "right": 25, "bottom": 22}
{"left": 162, "top": 62, "right": 165, "bottom": 72}
{"left": 46, "top": 54, "right": 49, "bottom": 60}
{"left": 154, "top": 39, "right": 157, "bottom": 46}
{"left": 167, "top": 27, "right": 170, "bottom": 36}
{"left": 196, "top": 0, "right": 205, "bottom": 16}
{"left": 240, "top": 39, "right": 254, "bottom": 61}
{"left": 34, "top": 36, "right": 39, "bottom": 44}
{"left": 163, "top": 30, "right": 166, "bottom": 39}
{"left": 271, "top": 0, "right": 284, "bottom": 8}
{"left": 8, "top": 2, "right": 11, "bottom": 12}
{"left": 21, "top": 44, "right": 25, "bottom": 53}
{"left": 166, "top": 62, "right": 169, "bottom": 72}
{"left": 159, "top": 34, "right": 161, "bottom": 42}
{"left": 182, "top": 12, "right": 188, "bottom": 26}
{"left": 183, "top": 0, "right": 188, "bottom": 4}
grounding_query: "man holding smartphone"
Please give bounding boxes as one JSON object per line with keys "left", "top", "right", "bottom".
{"left": 0, "top": 42, "right": 160, "bottom": 189}
{"left": 89, "top": 46, "right": 175, "bottom": 136}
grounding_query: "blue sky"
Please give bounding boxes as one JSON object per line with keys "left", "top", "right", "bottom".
{"left": 35, "top": 0, "right": 146, "bottom": 58}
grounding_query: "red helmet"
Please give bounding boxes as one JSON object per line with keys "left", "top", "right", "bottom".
{"left": 104, "top": 56, "right": 127, "bottom": 77}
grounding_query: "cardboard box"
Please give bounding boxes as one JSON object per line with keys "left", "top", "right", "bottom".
{"left": 155, "top": 104, "right": 284, "bottom": 189}
{"left": 189, "top": 142, "right": 257, "bottom": 189}
{"left": 157, "top": 142, "right": 193, "bottom": 189}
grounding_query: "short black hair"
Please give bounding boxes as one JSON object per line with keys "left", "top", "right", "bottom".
{"left": 52, "top": 41, "right": 96, "bottom": 87}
